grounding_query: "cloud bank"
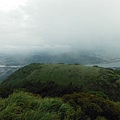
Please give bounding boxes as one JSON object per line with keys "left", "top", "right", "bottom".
{"left": 0, "top": 0, "right": 120, "bottom": 54}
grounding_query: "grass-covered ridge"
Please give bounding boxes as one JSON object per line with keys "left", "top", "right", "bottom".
{"left": 2, "top": 63, "right": 101, "bottom": 85}
{"left": 0, "top": 63, "right": 120, "bottom": 101}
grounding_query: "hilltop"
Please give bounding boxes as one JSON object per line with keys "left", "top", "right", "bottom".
{"left": 0, "top": 63, "right": 120, "bottom": 101}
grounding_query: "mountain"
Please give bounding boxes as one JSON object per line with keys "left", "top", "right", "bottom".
{"left": 0, "top": 63, "right": 120, "bottom": 101}
{"left": 0, "top": 51, "right": 109, "bottom": 82}
{"left": 0, "top": 49, "right": 120, "bottom": 83}
{"left": 0, "top": 50, "right": 115, "bottom": 66}
{"left": 0, "top": 63, "right": 120, "bottom": 120}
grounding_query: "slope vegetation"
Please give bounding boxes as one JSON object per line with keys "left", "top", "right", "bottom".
{"left": 0, "top": 63, "right": 119, "bottom": 101}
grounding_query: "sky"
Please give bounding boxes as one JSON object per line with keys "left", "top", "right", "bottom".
{"left": 0, "top": 0, "right": 120, "bottom": 54}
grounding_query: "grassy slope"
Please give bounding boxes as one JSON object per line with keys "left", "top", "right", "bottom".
{"left": 0, "top": 63, "right": 120, "bottom": 100}
{"left": 1, "top": 63, "right": 116, "bottom": 85}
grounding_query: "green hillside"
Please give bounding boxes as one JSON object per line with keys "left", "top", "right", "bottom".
{"left": 0, "top": 63, "right": 120, "bottom": 101}
{"left": 0, "top": 63, "right": 120, "bottom": 120}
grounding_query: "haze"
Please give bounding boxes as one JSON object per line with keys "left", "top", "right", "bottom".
{"left": 0, "top": 0, "right": 120, "bottom": 55}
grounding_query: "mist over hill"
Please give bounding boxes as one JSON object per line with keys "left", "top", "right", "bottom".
{"left": 0, "top": 48, "right": 120, "bottom": 82}
{"left": 1, "top": 48, "right": 120, "bottom": 66}
{"left": 0, "top": 0, "right": 120, "bottom": 119}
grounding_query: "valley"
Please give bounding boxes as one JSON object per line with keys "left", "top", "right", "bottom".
{"left": 0, "top": 65, "right": 21, "bottom": 82}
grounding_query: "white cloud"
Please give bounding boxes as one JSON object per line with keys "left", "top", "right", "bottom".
{"left": 0, "top": 0, "right": 27, "bottom": 11}
{"left": 0, "top": 0, "right": 120, "bottom": 54}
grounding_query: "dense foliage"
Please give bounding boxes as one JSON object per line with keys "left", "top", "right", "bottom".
{"left": 0, "top": 91, "right": 76, "bottom": 120}
{"left": 0, "top": 91, "right": 119, "bottom": 120}
{"left": 62, "top": 92, "right": 120, "bottom": 120}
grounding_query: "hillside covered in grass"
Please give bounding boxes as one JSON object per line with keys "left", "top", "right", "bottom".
{"left": 0, "top": 63, "right": 120, "bottom": 101}
{"left": 0, "top": 63, "right": 120, "bottom": 120}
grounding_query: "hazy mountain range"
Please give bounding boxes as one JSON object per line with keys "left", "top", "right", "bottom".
{"left": 0, "top": 49, "right": 120, "bottom": 82}
{"left": 1, "top": 49, "right": 120, "bottom": 65}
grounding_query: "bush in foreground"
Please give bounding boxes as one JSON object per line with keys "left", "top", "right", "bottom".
{"left": 0, "top": 91, "right": 76, "bottom": 120}
{"left": 62, "top": 92, "right": 120, "bottom": 120}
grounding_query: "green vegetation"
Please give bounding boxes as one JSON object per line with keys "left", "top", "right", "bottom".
{"left": 0, "top": 91, "right": 119, "bottom": 120}
{"left": 0, "top": 63, "right": 120, "bottom": 119}
{"left": 0, "top": 91, "right": 76, "bottom": 120}
{"left": 0, "top": 63, "right": 120, "bottom": 100}
{"left": 62, "top": 92, "right": 120, "bottom": 120}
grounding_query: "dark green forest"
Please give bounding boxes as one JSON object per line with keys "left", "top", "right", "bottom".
{"left": 0, "top": 63, "right": 120, "bottom": 120}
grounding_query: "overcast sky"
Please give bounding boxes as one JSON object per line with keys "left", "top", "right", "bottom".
{"left": 0, "top": 0, "right": 120, "bottom": 53}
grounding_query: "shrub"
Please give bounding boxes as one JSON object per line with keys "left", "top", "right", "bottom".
{"left": 0, "top": 91, "right": 76, "bottom": 120}
{"left": 62, "top": 92, "right": 120, "bottom": 120}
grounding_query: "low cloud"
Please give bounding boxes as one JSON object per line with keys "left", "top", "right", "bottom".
{"left": 0, "top": 0, "right": 120, "bottom": 55}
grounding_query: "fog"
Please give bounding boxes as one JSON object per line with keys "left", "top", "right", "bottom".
{"left": 0, "top": 0, "right": 120, "bottom": 56}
